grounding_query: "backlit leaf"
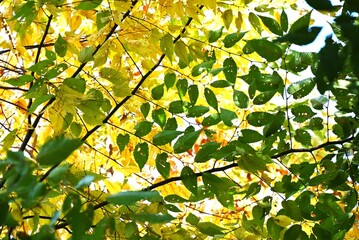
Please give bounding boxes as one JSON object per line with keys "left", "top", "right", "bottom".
{"left": 259, "top": 15, "right": 283, "bottom": 36}
{"left": 188, "top": 85, "right": 199, "bottom": 105}
{"left": 134, "top": 142, "right": 149, "bottom": 170}
{"left": 181, "top": 166, "right": 198, "bottom": 195}
{"left": 173, "top": 130, "right": 201, "bottom": 153}
{"left": 223, "top": 32, "right": 247, "bottom": 48}
{"left": 247, "top": 112, "right": 274, "bottom": 126}
{"left": 78, "top": 46, "right": 95, "bottom": 63}
{"left": 244, "top": 39, "right": 284, "bottom": 62}
{"left": 222, "top": 10, "right": 233, "bottom": 29}
{"left": 233, "top": 90, "right": 249, "bottom": 108}
{"left": 194, "top": 142, "right": 220, "bottom": 163}
{"left": 153, "top": 130, "right": 182, "bottom": 146}
{"left": 223, "top": 57, "right": 237, "bottom": 84}
{"left": 160, "top": 34, "right": 174, "bottom": 62}
{"left": 156, "top": 153, "right": 170, "bottom": 179}
{"left": 107, "top": 191, "right": 162, "bottom": 205}
{"left": 208, "top": 27, "right": 224, "bottom": 43}
{"left": 220, "top": 108, "right": 237, "bottom": 126}
{"left": 204, "top": 88, "right": 218, "bottom": 111}
{"left": 134, "top": 121, "right": 152, "bottom": 137}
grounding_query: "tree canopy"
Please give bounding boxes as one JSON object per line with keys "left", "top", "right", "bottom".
{"left": 1, "top": 0, "right": 359, "bottom": 239}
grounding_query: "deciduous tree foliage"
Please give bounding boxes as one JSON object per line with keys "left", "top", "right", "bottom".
{"left": 0, "top": 0, "right": 358, "bottom": 239}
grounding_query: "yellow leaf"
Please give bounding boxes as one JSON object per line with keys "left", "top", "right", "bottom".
{"left": 235, "top": 11, "right": 243, "bottom": 32}
{"left": 222, "top": 9, "right": 233, "bottom": 29}
{"left": 204, "top": 0, "right": 216, "bottom": 11}
{"left": 174, "top": 40, "right": 189, "bottom": 65}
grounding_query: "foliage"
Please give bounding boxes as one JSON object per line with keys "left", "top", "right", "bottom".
{"left": 0, "top": 0, "right": 358, "bottom": 239}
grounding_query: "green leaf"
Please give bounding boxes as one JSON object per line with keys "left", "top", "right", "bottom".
{"left": 188, "top": 85, "right": 199, "bottom": 105}
{"left": 276, "top": 12, "right": 321, "bottom": 45}
{"left": 186, "top": 213, "right": 200, "bottom": 225}
{"left": 291, "top": 105, "right": 316, "bottom": 123}
{"left": 220, "top": 108, "right": 237, "bottom": 126}
{"left": 208, "top": 27, "right": 224, "bottom": 43}
{"left": 169, "top": 100, "right": 189, "bottom": 114}
{"left": 78, "top": 46, "right": 95, "bottom": 63}
{"left": 28, "top": 94, "right": 54, "bottom": 114}
{"left": 210, "top": 80, "right": 232, "bottom": 88}
{"left": 223, "top": 32, "right": 247, "bottom": 48}
{"left": 253, "top": 90, "right": 276, "bottom": 105}
{"left": 284, "top": 225, "right": 309, "bottom": 239}
{"left": 5, "top": 75, "right": 34, "bottom": 86}
{"left": 164, "top": 72, "right": 176, "bottom": 89}
{"left": 204, "top": 88, "right": 218, "bottom": 111}
{"left": 247, "top": 112, "right": 274, "bottom": 126}
{"left": 248, "top": 12, "right": 262, "bottom": 34}
{"left": 223, "top": 57, "right": 237, "bottom": 84}
{"left": 237, "top": 153, "right": 270, "bottom": 173}
{"left": 70, "top": 123, "right": 82, "bottom": 137}
{"left": 181, "top": 166, "right": 198, "bottom": 195}
{"left": 160, "top": 34, "right": 174, "bottom": 62}
{"left": 282, "top": 201, "right": 303, "bottom": 221}
{"left": 259, "top": 15, "right": 283, "bottom": 36}
{"left": 140, "top": 102, "right": 151, "bottom": 118}
{"left": 151, "top": 84, "right": 164, "bottom": 100}
{"left": 176, "top": 79, "right": 188, "bottom": 100}
{"left": 287, "top": 78, "right": 315, "bottom": 99}
{"left": 107, "top": 191, "right": 162, "bottom": 205}
{"left": 100, "top": 67, "right": 125, "bottom": 85}
{"left": 202, "top": 113, "right": 221, "bottom": 126}
{"left": 156, "top": 153, "right": 170, "bottom": 179}
{"left": 10, "top": 1, "right": 37, "bottom": 28}
{"left": 28, "top": 60, "right": 54, "bottom": 75}
{"left": 153, "top": 130, "right": 182, "bottom": 146}
{"left": 36, "top": 137, "right": 82, "bottom": 166}
{"left": 75, "top": 0, "right": 102, "bottom": 10}
{"left": 96, "top": 10, "right": 111, "bottom": 30}
{"left": 187, "top": 106, "right": 210, "bottom": 118}
{"left": 134, "top": 143, "right": 149, "bottom": 170}
{"left": 134, "top": 121, "right": 152, "bottom": 137}
{"left": 164, "top": 194, "right": 188, "bottom": 203}
{"left": 244, "top": 39, "right": 283, "bottom": 62}
{"left": 245, "top": 182, "right": 261, "bottom": 198}
{"left": 173, "top": 130, "right": 201, "bottom": 153}
{"left": 116, "top": 134, "right": 130, "bottom": 152}
{"left": 194, "top": 142, "right": 221, "bottom": 163}
{"left": 308, "top": 117, "right": 324, "bottom": 130}
{"left": 2, "top": 129, "right": 18, "bottom": 151}
{"left": 164, "top": 117, "right": 178, "bottom": 130}
{"left": 63, "top": 78, "right": 86, "bottom": 93}
{"left": 152, "top": 109, "right": 166, "bottom": 128}
{"left": 175, "top": 40, "right": 189, "bottom": 64}
{"left": 197, "top": 222, "right": 225, "bottom": 236}
{"left": 280, "top": 10, "right": 289, "bottom": 32}
{"left": 239, "top": 129, "right": 263, "bottom": 143}
{"left": 131, "top": 213, "right": 174, "bottom": 224}
{"left": 267, "top": 218, "right": 283, "bottom": 240}
{"left": 233, "top": 90, "right": 249, "bottom": 108}
{"left": 291, "top": 11, "right": 312, "bottom": 33}
{"left": 294, "top": 129, "right": 312, "bottom": 146}
{"left": 192, "top": 61, "right": 215, "bottom": 77}
{"left": 75, "top": 175, "right": 95, "bottom": 189}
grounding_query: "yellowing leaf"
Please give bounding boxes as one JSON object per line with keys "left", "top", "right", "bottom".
{"left": 222, "top": 9, "right": 233, "bottom": 29}
{"left": 174, "top": 41, "right": 189, "bottom": 65}
{"left": 235, "top": 11, "right": 243, "bottom": 32}
{"left": 160, "top": 34, "right": 174, "bottom": 62}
